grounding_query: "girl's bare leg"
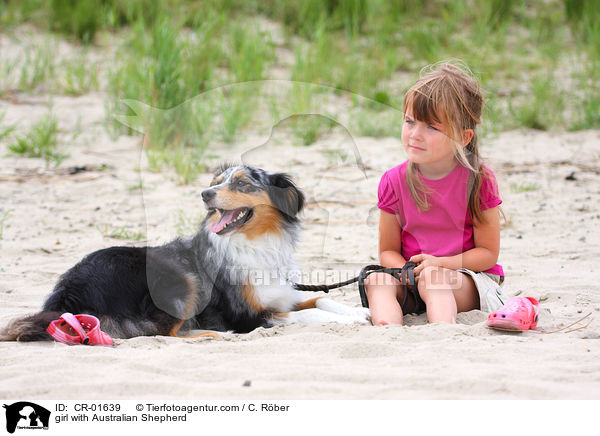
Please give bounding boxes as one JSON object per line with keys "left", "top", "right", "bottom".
{"left": 365, "top": 272, "right": 407, "bottom": 325}
{"left": 417, "top": 267, "right": 479, "bottom": 323}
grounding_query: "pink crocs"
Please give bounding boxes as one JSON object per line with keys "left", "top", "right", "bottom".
{"left": 46, "top": 313, "right": 113, "bottom": 346}
{"left": 488, "top": 297, "right": 539, "bottom": 331}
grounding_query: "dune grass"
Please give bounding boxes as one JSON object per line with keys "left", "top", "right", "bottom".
{"left": 1, "top": 0, "right": 600, "bottom": 180}
{"left": 8, "top": 112, "right": 67, "bottom": 168}
{"left": 0, "top": 208, "right": 13, "bottom": 242}
{"left": 0, "top": 111, "right": 17, "bottom": 142}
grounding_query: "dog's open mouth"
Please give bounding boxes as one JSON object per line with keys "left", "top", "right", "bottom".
{"left": 209, "top": 207, "right": 253, "bottom": 234}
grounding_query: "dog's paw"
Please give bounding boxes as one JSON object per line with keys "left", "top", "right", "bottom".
{"left": 354, "top": 306, "right": 371, "bottom": 323}
{"left": 314, "top": 299, "right": 371, "bottom": 324}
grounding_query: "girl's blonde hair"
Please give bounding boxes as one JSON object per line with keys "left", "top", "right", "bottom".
{"left": 403, "top": 60, "right": 489, "bottom": 224}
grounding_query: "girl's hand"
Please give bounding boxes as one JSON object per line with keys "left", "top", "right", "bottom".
{"left": 409, "top": 253, "right": 443, "bottom": 276}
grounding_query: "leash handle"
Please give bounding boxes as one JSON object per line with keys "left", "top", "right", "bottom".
{"left": 358, "top": 262, "right": 417, "bottom": 308}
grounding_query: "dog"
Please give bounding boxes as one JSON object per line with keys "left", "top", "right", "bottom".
{"left": 0, "top": 164, "right": 369, "bottom": 342}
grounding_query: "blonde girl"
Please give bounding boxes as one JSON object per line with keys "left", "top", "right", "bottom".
{"left": 365, "top": 62, "right": 507, "bottom": 325}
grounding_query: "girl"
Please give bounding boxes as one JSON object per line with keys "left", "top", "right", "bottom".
{"left": 365, "top": 61, "right": 508, "bottom": 325}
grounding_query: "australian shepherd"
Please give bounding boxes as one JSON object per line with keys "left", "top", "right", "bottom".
{"left": 1, "top": 164, "right": 369, "bottom": 342}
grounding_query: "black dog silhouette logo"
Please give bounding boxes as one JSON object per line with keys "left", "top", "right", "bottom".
{"left": 3, "top": 402, "right": 50, "bottom": 433}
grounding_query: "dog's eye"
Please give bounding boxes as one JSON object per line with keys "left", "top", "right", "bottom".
{"left": 234, "top": 179, "right": 246, "bottom": 187}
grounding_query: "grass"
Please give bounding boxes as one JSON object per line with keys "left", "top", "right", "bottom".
{"left": 0, "top": 37, "right": 99, "bottom": 96}
{"left": 8, "top": 113, "right": 67, "bottom": 167}
{"left": 227, "top": 24, "right": 275, "bottom": 83}
{"left": 59, "top": 51, "right": 99, "bottom": 95}
{"left": 98, "top": 224, "right": 146, "bottom": 241}
{"left": 18, "top": 40, "right": 56, "bottom": 93}
{"left": 0, "top": 111, "right": 17, "bottom": 142}
{"left": 510, "top": 182, "right": 541, "bottom": 193}
{"left": 289, "top": 114, "right": 337, "bottom": 146}
{"left": 1, "top": 0, "right": 600, "bottom": 179}
{"left": 350, "top": 108, "right": 401, "bottom": 138}
{"left": 175, "top": 209, "right": 205, "bottom": 236}
{"left": 145, "top": 147, "right": 207, "bottom": 185}
{"left": 509, "top": 72, "right": 565, "bottom": 131}
{"left": 0, "top": 209, "right": 13, "bottom": 242}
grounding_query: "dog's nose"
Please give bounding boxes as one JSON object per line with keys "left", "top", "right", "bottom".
{"left": 201, "top": 189, "right": 216, "bottom": 202}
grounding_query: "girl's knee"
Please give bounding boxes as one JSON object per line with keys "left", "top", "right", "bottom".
{"left": 418, "top": 266, "right": 454, "bottom": 301}
{"left": 419, "top": 266, "right": 447, "bottom": 285}
{"left": 364, "top": 272, "right": 399, "bottom": 289}
{"left": 371, "top": 316, "right": 396, "bottom": 326}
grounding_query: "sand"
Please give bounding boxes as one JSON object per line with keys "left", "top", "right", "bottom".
{"left": 1, "top": 87, "right": 599, "bottom": 401}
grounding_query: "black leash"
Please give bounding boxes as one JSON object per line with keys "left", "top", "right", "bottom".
{"left": 293, "top": 261, "right": 418, "bottom": 309}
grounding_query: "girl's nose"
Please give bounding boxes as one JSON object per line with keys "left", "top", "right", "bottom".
{"left": 409, "top": 124, "right": 424, "bottom": 139}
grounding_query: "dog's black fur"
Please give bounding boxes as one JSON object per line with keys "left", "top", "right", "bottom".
{"left": 1, "top": 164, "right": 306, "bottom": 341}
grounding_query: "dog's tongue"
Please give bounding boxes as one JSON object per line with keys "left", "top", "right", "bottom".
{"left": 210, "top": 209, "right": 238, "bottom": 233}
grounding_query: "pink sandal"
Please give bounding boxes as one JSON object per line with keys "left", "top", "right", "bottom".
{"left": 488, "top": 297, "right": 539, "bottom": 331}
{"left": 46, "top": 313, "right": 114, "bottom": 346}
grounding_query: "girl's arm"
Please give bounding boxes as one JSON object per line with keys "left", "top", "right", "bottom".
{"left": 411, "top": 206, "right": 501, "bottom": 274}
{"left": 378, "top": 210, "right": 408, "bottom": 268}
{"left": 443, "top": 205, "right": 500, "bottom": 271}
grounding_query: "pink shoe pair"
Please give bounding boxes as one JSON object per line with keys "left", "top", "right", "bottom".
{"left": 46, "top": 313, "right": 113, "bottom": 346}
{"left": 488, "top": 297, "right": 539, "bottom": 331}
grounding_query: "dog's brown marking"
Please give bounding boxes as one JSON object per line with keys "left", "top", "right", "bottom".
{"left": 168, "top": 319, "right": 186, "bottom": 336}
{"left": 242, "top": 283, "right": 265, "bottom": 313}
{"left": 168, "top": 320, "right": 221, "bottom": 339}
{"left": 232, "top": 170, "right": 246, "bottom": 181}
{"left": 212, "top": 189, "right": 269, "bottom": 210}
{"left": 211, "top": 176, "right": 223, "bottom": 186}
{"left": 241, "top": 203, "right": 282, "bottom": 240}
{"left": 272, "top": 298, "right": 324, "bottom": 321}
{"left": 209, "top": 189, "right": 282, "bottom": 240}
{"left": 295, "top": 297, "right": 323, "bottom": 310}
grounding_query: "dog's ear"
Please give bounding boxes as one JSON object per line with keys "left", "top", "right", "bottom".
{"left": 213, "top": 162, "right": 236, "bottom": 177}
{"left": 267, "top": 173, "right": 305, "bottom": 220}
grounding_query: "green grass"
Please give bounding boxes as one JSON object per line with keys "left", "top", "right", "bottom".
{"left": 509, "top": 72, "right": 565, "bottom": 131}
{"left": 145, "top": 147, "right": 207, "bottom": 185}
{"left": 0, "top": 208, "right": 13, "bottom": 242}
{"left": 510, "top": 182, "right": 541, "bottom": 193}
{"left": 289, "top": 114, "right": 337, "bottom": 146}
{"left": 175, "top": 209, "right": 205, "bottom": 236}
{"left": 227, "top": 23, "right": 275, "bottom": 83}
{"left": 1, "top": 0, "right": 600, "bottom": 177}
{"left": 98, "top": 224, "right": 146, "bottom": 241}
{"left": 0, "top": 38, "right": 99, "bottom": 96}
{"left": 8, "top": 113, "right": 67, "bottom": 167}
{"left": 59, "top": 51, "right": 99, "bottom": 95}
{"left": 18, "top": 40, "right": 56, "bottom": 93}
{"left": 350, "top": 108, "right": 401, "bottom": 138}
{"left": 0, "top": 111, "right": 17, "bottom": 142}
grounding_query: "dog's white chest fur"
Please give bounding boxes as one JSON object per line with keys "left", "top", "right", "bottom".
{"left": 207, "top": 231, "right": 304, "bottom": 312}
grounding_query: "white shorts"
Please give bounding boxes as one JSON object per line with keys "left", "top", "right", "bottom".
{"left": 457, "top": 268, "right": 508, "bottom": 313}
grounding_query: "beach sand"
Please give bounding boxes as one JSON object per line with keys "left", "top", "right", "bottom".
{"left": 1, "top": 87, "right": 600, "bottom": 400}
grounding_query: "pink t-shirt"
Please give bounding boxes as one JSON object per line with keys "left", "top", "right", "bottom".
{"left": 377, "top": 160, "right": 503, "bottom": 276}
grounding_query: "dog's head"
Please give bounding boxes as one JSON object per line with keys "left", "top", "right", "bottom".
{"left": 201, "top": 164, "right": 304, "bottom": 239}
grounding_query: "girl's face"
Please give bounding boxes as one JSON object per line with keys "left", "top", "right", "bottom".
{"left": 401, "top": 111, "right": 457, "bottom": 169}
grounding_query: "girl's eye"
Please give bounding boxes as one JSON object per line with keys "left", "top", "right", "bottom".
{"left": 428, "top": 125, "right": 439, "bottom": 131}
{"left": 405, "top": 119, "right": 415, "bottom": 125}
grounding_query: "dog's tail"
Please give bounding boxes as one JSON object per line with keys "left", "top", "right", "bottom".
{"left": 0, "top": 311, "right": 61, "bottom": 342}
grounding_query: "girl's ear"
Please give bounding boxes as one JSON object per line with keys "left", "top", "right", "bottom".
{"left": 462, "top": 129, "right": 474, "bottom": 147}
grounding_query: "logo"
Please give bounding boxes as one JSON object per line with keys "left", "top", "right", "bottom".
{"left": 3, "top": 402, "right": 50, "bottom": 434}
